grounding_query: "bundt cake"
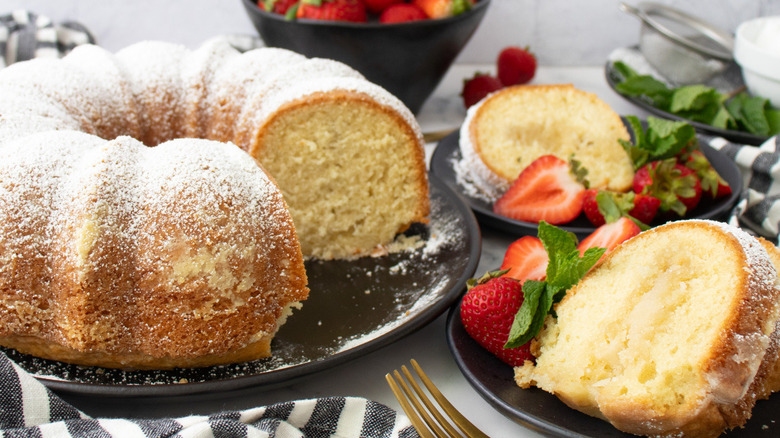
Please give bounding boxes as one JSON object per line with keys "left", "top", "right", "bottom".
{"left": 0, "top": 37, "right": 430, "bottom": 260}
{"left": 514, "top": 220, "right": 780, "bottom": 437}
{"left": 456, "top": 84, "right": 634, "bottom": 201}
{"left": 0, "top": 131, "right": 309, "bottom": 370}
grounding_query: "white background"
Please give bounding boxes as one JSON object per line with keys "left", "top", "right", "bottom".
{"left": 3, "top": 0, "right": 780, "bottom": 65}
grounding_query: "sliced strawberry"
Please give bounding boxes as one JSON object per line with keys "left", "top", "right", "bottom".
{"left": 578, "top": 216, "right": 640, "bottom": 258}
{"left": 461, "top": 73, "right": 503, "bottom": 108}
{"left": 379, "top": 3, "right": 428, "bottom": 22}
{"left": 633, "top": 158, "right": 702, "bottom": 217}
{"left": 497, "top": 46, "right": 536, "bottom": 86}
{"left": 493, "top": 155, "right": 587, "bottom": 225}
{"left": 460, "top": 271, "right": 534, "bottom": 367}
{"left": 500, "top": 236, "right": 548, "bottom": 284}
{"left": 297, "top": 0, "right": 367, "bottom": 22}
{"left": 582, "top": 188, "right": 605, "bottom": 227}
{"left": 684, "top": 150, "right": 731, "bottom": 199}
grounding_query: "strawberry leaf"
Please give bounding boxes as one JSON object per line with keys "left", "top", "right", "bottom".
{"left": 504, "top": 222, "right": 604, "bottom": 349}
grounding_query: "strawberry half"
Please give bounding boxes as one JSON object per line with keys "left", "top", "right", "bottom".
{"left": 460, "top": 271, "right": 534, "bottom": 367}
{"left": 493, "top": 155, "right": 587, "bottom": 224}
{"left": 684, "top": 150, "right": 731, "bottom": 199}
{"left": 633, "top": 158, "right": 702, "bottom": 217}
{"left": 497, "top": 46, "right": 536, "bottom": 86}
{"left": 578, "top": 216, "right": 640, "bottom": 258}
{"left": 461, "top": 73, "right": 503, "bottom": 108}
{"left": 500, "top": 236, "right": 548, "bottom": 284}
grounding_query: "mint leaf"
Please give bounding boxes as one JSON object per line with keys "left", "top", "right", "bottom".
{"left": 621, "top": 116, "right": 698, "bottom": 169}
{"left": 504, "top": 222, "right": 605, "bottom": 349}
{"left": 669, "top": 85, "right": 724, "bottom": 124}
{"left": 505, "top": 280, "right": 549, "bottom": 349}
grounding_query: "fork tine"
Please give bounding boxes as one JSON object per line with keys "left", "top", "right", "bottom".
{"left": 400, "top": 365, "right": 463, "bottom": 437}
{"left": 385, "top": 373, "right": 437, "bottom": 438}
{"left": 393, "top": 369, "right": 450, "bottom": 438}
{"left": 410, "top": 359, "right": 490, "bottom": 438}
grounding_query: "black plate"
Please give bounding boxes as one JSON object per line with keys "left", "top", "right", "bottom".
{"left": 429, "top": 130, "right": 743, "bottom": 238}
{"left": 446, "top": 302, "right": 780, "bottom": 437}
{"left": 2, "top": 175, "right": 481, "bottom": 397}
{"left": 604, "top": 50, "right": 770, "bottom": 146}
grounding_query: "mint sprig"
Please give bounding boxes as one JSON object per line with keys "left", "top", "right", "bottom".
{"left": 619, "top": 115, "right": 698, "bottom": 169}
{"left": 504, "top": 222, "right": 604, "bottom": 348}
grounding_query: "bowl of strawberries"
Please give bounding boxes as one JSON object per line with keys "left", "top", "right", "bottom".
{"left": 241, "top": 0, "right": 491, "bottom": 113}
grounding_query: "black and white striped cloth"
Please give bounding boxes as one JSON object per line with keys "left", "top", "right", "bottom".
{"left": 0, "top": 351, "right": 417, "bottom": 437}
{"left": 706, "top": 134, "right": 780, "bottom": 244}
{"left": 0, "top": 10, "right": 94, "bottom": 68}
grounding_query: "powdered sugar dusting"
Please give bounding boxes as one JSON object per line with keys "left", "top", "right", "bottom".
{"left": 454, "top": 99, "right": 508, "bottom": 202}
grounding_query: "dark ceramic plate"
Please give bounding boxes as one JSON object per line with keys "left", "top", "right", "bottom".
{"left": 429, "top": 130, "right": 743, "bottom": 238}
{"left": 2, "top": 175, "right": 480, "bottom": 397}
{"left": 604, "top": 49, "right": 770, "bottom": 146}
{"left": 446, "top": 302, "right": 780, "bottom": 437}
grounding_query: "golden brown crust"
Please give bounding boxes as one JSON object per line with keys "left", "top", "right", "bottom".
{"left": 0, "top": 334, "right": 275, "bottom": 370}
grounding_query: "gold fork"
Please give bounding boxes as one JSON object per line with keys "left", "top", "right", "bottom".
{"left": 385, "top": 359, "right": 489, "bottom": 438}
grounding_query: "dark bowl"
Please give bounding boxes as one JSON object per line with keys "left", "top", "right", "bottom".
{"left": 241, "top": 0, "right": 491, "bottom": 114}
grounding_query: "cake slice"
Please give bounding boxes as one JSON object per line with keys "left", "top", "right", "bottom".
{"left": 515, "top": 220, "right": 780, "bottom": 437}
{"left": 457, "top": 84, "right": 634, "bottom": 201}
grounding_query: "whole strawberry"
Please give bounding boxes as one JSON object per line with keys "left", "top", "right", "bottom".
{"left": 582, "top": 189, "right": 661, "bottom": 227}
{"left": 297, "top": 0, "right": 367, "bottom": 22}
{"left": 379, "top": 3, "right": 428, "bottom": 23}
{"left": 364, "top": 0, "right": 404, "bottom": 15}
{"left": 497, "top": 46, "right": 536, "bottom": 86}
{"left": 633, "top": 158, "right": 702, "bottom": 217}
{"left": 684, "top": 150, "right": 732, "bottom": 199}
{"left": 461, "top": 73, "right": 502, "bottom": 108}
{"left": 461, "top": 271, "right": 534, "bottom": 367}
{"left": 413, "top": 0, "right": 474, "bottom": 19}
{"left": 258, "top": 0, "right": 299, "bottom": 15}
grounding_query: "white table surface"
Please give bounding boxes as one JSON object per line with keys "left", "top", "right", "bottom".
{"left": 53, "top": 64, "right": 652, "bottom": 437}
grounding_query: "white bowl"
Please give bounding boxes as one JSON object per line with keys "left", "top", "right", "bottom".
{"left": 734, "top": 16, "right": 780, "bottom": 108}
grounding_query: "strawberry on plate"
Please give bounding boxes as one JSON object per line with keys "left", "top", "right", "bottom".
{"left": 500, "top": 236, "right": 548, "bottom": 284}
{"left": 461, "top": 73, "right": 502, "bottom": 108}
{"left": 577, "top": 216, "right": 640, "bottom": 258}
{"left": 379, "top": 3, "right": 428, "bottom": 23}
{"left": 633, "top": 158, "right": 702, "bottom": 217}
{"left": 461, "top": 271, "right": 534, "bottom": 367}
{"left": 297, "top": 0, "right": 367, "bottom": 22}
{"left": 582, "top": 189, "right": 661, "bottom": 227}
{"left": 493, "top": 155, "right": 587, "bottom": 225}
{"left": 497, "top": 46, "right": 536, "bottom": 86}
{"left": 683, "top": 150, "right": 732, "bottom": 199}
{"left": 412, "top": 0, "right": 474, "bottom": 19}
